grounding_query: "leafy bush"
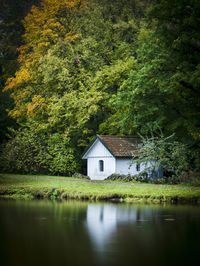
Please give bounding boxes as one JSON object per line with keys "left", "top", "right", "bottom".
{"left": 0, "top": 127, "right": 79, "bottom": 176}
{"left": 106, "top": 173, "right": 150, "bottom": 183}
{"left": 106, "top": 173, "right": 182, "bottom": 185}
{"left": 106, "top": 172, "right": 200, "bottom": 186}
{"left": 72, "top": 173, "right": 90, "bottom": 180}
{"left": 132, "top": 129, "right": 190, "bottom": 179}
{"left": 153, "top": 176, "right": 181, "bottom": 185}
{"left": 105, "top": 173, "right": 136, "bottom": 182}
{"left": 179, "top": 171, "right": 200, "bottom": 186}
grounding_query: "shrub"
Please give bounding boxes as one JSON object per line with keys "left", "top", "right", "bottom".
{"left": 179, "top": 171, "right": 200, "bottom": 186}
{"left": 72, "top": 173, "right": 90, "bottom": 180}
{"left": 154, "top": 172, "right": 200, "bottom": 186}
{"left": 105, "top": 173, "right": 145, "bottom": 182}
{"left": 105, "top": 173, "right": 181, "bottom": 185}
{"left": 0, "top": 127, "right": 79, "bottom": 176}
{"left": 132, "top": 129, "right": 190, "bottom": 179}
{"left": 106, "top": 171, "right": 200, "bottom": 186}
{"left": 153, "top": 176, "right": 181, "bottom": 185}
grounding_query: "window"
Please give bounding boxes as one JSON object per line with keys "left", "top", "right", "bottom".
{"left": 136, "top": 163, "right": 140, "bottom": 172}
{"left": 99, "top": 160, "right": 104, "bottom": 172}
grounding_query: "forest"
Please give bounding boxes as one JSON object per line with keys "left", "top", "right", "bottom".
{"left": 0, "top": 0, "right": 200, "bottom": 179}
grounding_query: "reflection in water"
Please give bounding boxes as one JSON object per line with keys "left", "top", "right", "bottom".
{"left": 86, "top": 204, "right": 142, "bottom": 265}
{"left": 0, "top": 200, "right": 200, "bottom": 266}
{"left": 86, "top": 204, "right": 117, "bottom": 249}
{"left": 86, "top": 203, "right": 200, "bottom": 266}
{"left": 86, "top": 204, "right": 143, "bottom": 248}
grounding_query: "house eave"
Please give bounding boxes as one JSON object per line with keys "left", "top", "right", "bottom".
{"left": 81, "top": 136, "right": 98, "bottom": 159}
{"left": 81, "top": 135, "right": 116, "bottom": 159}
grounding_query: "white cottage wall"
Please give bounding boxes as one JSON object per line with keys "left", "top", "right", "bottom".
{"left": 84, "top": 139, "right": 116, "bottom": 180}
{"left": 87, "top": 157, "right": 116, "bottom": 180}
{"left": 115, "top": 159, "right": 146, "bottom": 176}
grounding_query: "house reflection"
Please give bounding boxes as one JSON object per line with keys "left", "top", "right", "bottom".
{"left": 86, "top": 204, "right": 117, "bottom": 250}
{"left": 86, "top": 204, "right": 146, "bottom": 251}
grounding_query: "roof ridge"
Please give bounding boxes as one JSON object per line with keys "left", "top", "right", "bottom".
{"left": 99, "top": 135, "right": 140, "bottom": 138}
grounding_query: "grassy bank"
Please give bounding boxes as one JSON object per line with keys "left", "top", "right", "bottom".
{"left": 0, "top": 174, "right": 200, "bottom": 204}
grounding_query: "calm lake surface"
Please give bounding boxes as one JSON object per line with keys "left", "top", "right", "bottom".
{"left": 0, "top": 200, "right": 200, "bottom": 266}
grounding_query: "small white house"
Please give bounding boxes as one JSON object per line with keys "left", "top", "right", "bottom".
{"left": 82, "top": 135, "right": 150, "bottom": 180}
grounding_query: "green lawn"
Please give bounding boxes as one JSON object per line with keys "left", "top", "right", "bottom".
{"left": 0, "top": 174, "right": 200, "bottom": 203}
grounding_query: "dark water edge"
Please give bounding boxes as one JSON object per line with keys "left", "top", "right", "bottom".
{"left": 0, "top": 199, "right": 200, "bottom": 266}
{"left": 1, "top": 191, "right": 200, "bottom": 204}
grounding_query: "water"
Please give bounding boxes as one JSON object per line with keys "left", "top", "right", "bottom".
{"left": 0, "top": 200, "right": 199, "bottom": 266}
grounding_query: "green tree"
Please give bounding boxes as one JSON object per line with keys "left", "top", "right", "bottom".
{"left": 132, "top": 131, "right": 189, "bottom": 179}
{"left": 113, "top": 0, "right": 200, "bottom": 152}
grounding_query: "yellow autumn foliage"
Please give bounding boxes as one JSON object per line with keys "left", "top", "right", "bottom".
{"left": 27, "top": 95, "right": 48, "bottom": 118}
{"left": 4, "top": 68, "right": 31, "bottom": 91}
{"left": 22, "top": 0, "right": 87, "bottom": 58}
{"left": 4, "top": 0, "right": 87, "bottom": 121}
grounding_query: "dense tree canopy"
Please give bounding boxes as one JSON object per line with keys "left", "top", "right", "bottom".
{"left": 0, "top": 0, "right": 40, "bottom": 144}
{"left": 4, "top": 0, "right": 87, "bottom": 121}
{"left": 1, "top": 0, "right": 200, "bottom": 175}
{"left": 113, "top": 0, "right": 200, "bottom": 147}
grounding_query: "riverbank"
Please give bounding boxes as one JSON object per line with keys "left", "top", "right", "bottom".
{"left": 0, "top": 174, "right": 200, "bottom": 204}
